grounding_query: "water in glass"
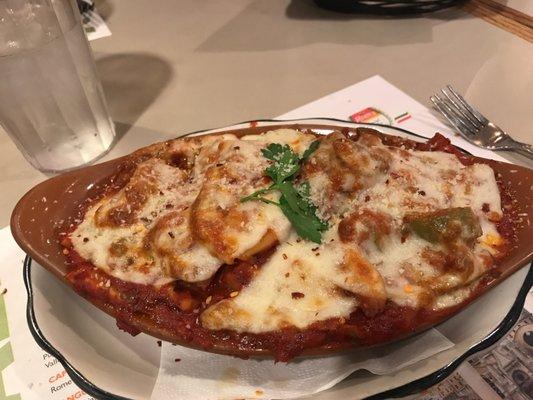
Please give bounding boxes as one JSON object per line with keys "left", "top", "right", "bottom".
{"left": 0, "top": 0, "right": 115, "bottom": 172}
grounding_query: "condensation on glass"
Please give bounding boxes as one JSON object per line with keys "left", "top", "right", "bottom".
{"left": 0, "top": 0, "right": 115, "bottom": 172}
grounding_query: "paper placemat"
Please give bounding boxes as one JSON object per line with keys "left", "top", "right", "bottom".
{"left": 279, "top": 76, "right": 507, "bottom": 162}
{"left": 0, "top": 227, "right": 96, "bottom": 400}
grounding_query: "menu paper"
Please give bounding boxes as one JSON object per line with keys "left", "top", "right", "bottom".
{"left": 0, "top": 76, "right": 529, "bottom": 400}
{"left": 83, "top": 8, "right": 111, "bottom": 42}
{"left": 418, "top": 306, "right": 533, "bottom": 400}
{"left": 0, "top": 227, "right": 95, "bottom": 400}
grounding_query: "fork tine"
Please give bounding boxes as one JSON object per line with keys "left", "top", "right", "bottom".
{"left": 430, "top": 95, "right": 477, "bottom": 138}
{"left": 432, "top": 95, "right": 478, "bottom": 135}
{"left": 431, "top": 96, "right": 458, "bottom": 129}
{"left": 439, "top": 97, "right": 479, "bottom": 133}
{"left": 441, "top": 88, "right": 483, "bottom": 129}
{"left": 431, "top": 99, "right": 478, "bottom": 147}
{"left": 445, "top": 85, "right": 489, "bottom": 125}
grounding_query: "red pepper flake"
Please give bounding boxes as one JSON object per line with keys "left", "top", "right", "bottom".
{"left": 364, "top": 195, "right": 370, "bottom": 202}
{"left": 390, "top": 172, "right": 401, "bottom": 179}
{"left": 157, "top": 340, "right": 162, "bottom": 347}
{"left": 417, "top": 190, "right": 426, "bottom": 196}
{"left": 282, "top": 253, "right": 288, "bottom": 260}
{"left": 285, "top": 272, "right": 290, "bottom": 277}
{"left": 83, "top": 237, "right": 89, "bottom": 242}
{"left": 291, "top": 292, "right": 305, "bottom": 299}
{"left": 168, "top": 231, "right": 175, "bottom": 239}
{"left": 482, "top": 203, "right": 490, "bottom": 212}
{"left": 174, "top": 358, "right": 181, "bottom": 362}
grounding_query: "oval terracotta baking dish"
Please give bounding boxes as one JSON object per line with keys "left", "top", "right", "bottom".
{"left": 10, "top": 120, "right": 533, "bottom": 359}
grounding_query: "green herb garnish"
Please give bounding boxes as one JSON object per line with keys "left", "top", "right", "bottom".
{"left": 240, "top": 141, "right": 328, "bottom": 243}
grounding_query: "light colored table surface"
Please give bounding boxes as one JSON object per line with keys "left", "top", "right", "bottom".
{"left": 1, "top": 0, "right": 532, "bottom": 227}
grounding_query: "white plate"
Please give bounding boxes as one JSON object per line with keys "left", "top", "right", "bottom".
{"left": 24, "top": 119, "right": 533, "bottom": 400}
{"left": 25, "top": 258, "right": 531, "bottom": 400}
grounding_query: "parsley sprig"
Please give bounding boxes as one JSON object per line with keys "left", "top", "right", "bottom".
{"left": 240, "top": 141, "right": 328, "bottom": 243}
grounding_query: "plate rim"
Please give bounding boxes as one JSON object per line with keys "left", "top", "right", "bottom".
{"left": 171, "top": 117, "right": 444, "bottom": 149}
{"left": 24, "top": 256, "right": 532, "bottom": 400}
{"left": 20, "top": 118, "right": 532, "bottom": 399}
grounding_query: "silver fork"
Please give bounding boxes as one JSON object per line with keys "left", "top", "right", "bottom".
{"left": 430, "top": 85, "right": 533, "bottom": 160}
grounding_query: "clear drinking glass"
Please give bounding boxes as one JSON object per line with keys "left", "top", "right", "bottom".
{"left": 0, "top": 0, "right": 115, "bottom": 172}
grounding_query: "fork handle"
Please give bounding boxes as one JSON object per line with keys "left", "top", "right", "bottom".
{"left": 508, "top": 140, "right": 533, "bottom": 160}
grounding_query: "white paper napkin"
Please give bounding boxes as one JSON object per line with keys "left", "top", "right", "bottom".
{"left": 151, "top": 329, "right": 452, "bottom": 400}
{"left": 150, "top": 76, "right": 469, "bottom": 400}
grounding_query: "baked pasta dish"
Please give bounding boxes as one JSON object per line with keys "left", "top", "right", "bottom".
{"left": 60, "top": 127, "right": 517, "bottom": 361}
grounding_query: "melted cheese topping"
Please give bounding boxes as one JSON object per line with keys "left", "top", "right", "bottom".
{"left": 331, "top": 147, "right": 502, "bottom": 308}
{"left": 71, "top": 132, "right": 291, "bottom": 283}
{"left": 70, "top": 129, "right": 505, "bottom": 333}
{"left": 72, "top": 159, "right": 194, "bottom": 285}
{"left": 190, "top": 139, "right": 291, "bottom": 263}
{"left": 202, "top": 235, "right": 356, "bottom": 332}
{"left": 201, "top": 230, "right": 385, "bottom": 332}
